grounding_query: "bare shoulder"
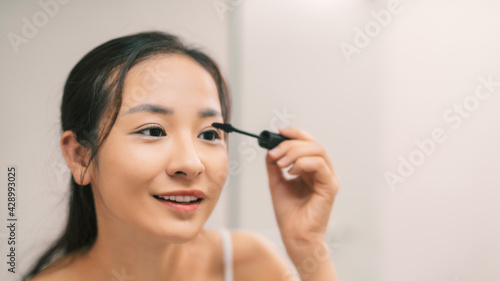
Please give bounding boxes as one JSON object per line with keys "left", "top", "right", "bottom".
{"left": 230, "top": 230, "right": 298, "bottom": 281}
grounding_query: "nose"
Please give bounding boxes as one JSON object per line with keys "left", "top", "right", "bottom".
{"left": 166, "top": 133, "right": 205, "bottom": 180}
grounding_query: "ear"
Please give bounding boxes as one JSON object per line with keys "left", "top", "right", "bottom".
{"left": 60, "top": 130, "right": 93, "bottom": 186}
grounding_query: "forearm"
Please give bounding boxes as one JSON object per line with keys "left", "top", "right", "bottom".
{"left": 284, "top": 240, "right": 339, "bottom": 281}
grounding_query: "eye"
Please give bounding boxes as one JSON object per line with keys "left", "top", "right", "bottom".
{"left": 199, "top": 129, "right": 222, "bottom": 142}
{"left": 136, "top": 125, "right": 166, "bottom": 137}
{"left": 135, "top": 126, "right": 222, "bottom": 141}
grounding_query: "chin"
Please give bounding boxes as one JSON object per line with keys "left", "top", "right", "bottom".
{"left": 152, "top": 220, "right": 204, "bottom": 244}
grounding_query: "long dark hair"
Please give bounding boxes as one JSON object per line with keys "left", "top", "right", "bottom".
{"left": 22, "top": 31, "right": 232, "bottom": 280}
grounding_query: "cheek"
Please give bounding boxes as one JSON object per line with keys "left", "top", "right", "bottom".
{"left": 94, "top": 138, "right": 160, "bottom": 206}
{"left": 204, "top": 150, "right": 229, "bottom": 199}
{"left": 103, "top": 138, "right": 162, "bottom": 179}
{"left": 92, "top": 148, "right": 159, "bottom": 230}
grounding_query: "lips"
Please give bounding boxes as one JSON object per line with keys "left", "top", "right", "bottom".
{"left": 153, "top": 189, "right": 205, "bottom": 205}
{"left": 153, "top": 190, "right": 205, "bottom": 213}
{"left": 155, "top": 190, "right": 205, "bottom": 199}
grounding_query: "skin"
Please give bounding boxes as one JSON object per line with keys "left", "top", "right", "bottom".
{"left": 266, "top": 127, "right": 340, "bottom": 280}
{"left": 31, "top": 53, "right": 340, "bottom": 281}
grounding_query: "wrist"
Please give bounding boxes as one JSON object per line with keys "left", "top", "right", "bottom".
{"left": 284, "top": 241, "right": 337, "bottom": 281}
{"left": 282, "top": 232, "right": 326, "bottom": 250}
{"left": 284, "top": 239, "right": 331, "bottom": 263}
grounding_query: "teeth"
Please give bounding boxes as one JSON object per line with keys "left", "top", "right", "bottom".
{"left": 157, "top": 195, "right": 198, "bottom": 203}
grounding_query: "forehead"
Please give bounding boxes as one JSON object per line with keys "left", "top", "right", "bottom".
{"left": 120, "top": 54, "right": 221, "bottom": 114}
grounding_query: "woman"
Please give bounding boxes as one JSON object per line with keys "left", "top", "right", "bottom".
{"left": 24, "top": 31, "right": 340, "bottom": 281}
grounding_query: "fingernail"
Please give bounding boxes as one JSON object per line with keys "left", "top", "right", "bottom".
{"left": 269, "top": 147, "right": 281, "bottom": 156}
{"left": 277, "top": 156, "right": 288, "bottom": 166}
{"left": 279, "top": 125, "right": 288, "bottom": 132}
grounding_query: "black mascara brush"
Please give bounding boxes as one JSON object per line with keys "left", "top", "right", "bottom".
{"left": 211, "top": 123, "right": 291, "bottom": 150}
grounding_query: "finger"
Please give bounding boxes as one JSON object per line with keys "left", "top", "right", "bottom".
{"left": 273, "top": 142, "right": 326, "bottom": 169}
{"left": 269, "top": 141, "right": 338, "bottom": 179}
{"left": 268, "top": 139, "right": 308, "bottom": 160}
{"left": 277, "top": 126, "right": 315, "bottom": 142}
{"left": 288, "top": 156, "right": 339, "bottom": 196}
{"left": 270, "top": 127, "right": 341, "bottom": 187}
{"left": 265, "top": 152, "right": 287, "bottom": 188}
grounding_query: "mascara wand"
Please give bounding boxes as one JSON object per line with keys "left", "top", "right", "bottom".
{"left": 212, "top": 122, "right": 291, "bottom": 150}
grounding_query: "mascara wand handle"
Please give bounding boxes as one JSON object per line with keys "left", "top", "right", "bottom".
{"left": 258, "top": 130, "right": 291, "bottom": 150}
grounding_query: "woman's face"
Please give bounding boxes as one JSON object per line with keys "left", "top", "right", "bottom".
{"left": 90, "top": 54, "right": 229, "bottom": 243}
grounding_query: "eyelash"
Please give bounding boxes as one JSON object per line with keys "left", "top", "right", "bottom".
{"left": 136, "top": 125, "right": 222, "bottom": 141}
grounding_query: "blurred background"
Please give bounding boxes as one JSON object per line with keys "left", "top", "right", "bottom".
{"left": 1, "top": 0, "right": 500, "bottom": 280}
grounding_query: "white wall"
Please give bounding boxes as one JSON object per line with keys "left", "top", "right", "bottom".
{"left": 380, "top": 0, "right": 500, "bottom": 280}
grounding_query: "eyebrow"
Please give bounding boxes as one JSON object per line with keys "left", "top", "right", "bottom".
{"left": 121, "top": 104, "right": 222, "bottom": 118}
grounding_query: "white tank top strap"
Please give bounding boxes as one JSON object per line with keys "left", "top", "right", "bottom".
{"left": 218, "top": 228, "right": 234, "bottom": 281}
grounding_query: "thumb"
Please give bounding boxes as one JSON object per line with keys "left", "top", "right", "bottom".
{"left": 265, "top": 152, "right": 286, "bottom": 191}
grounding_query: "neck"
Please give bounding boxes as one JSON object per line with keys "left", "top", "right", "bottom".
{"left": 78, "top": 210, "right": 210, "bottom": 281}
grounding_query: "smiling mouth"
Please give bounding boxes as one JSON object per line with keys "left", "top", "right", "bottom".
{"left": 153, "top": 195, "right": 203, "bottom": 205}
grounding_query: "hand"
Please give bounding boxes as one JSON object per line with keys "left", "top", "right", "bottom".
{"left": 266, "top": 126, "right": 340, "bottom": 247}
